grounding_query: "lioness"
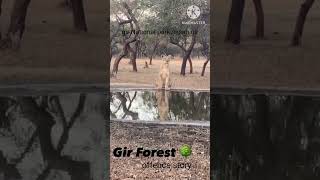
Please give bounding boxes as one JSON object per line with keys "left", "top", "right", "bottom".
{"left": 156, "top": 54, "right": 172, "bottom": 89}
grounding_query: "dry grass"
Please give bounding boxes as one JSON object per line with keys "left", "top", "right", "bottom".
{"left": 213, "top": 0, "right": 320, "bottom": 89}
{"left": 110, "top": 57, "right": 210, "bottom": 90}
{"left": 0, "top": 0, "right": 106, "bottom": 84}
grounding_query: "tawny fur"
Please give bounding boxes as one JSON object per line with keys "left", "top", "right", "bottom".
{"left": 155, "top": 90, "right": 169, "bottom": 121}
{"left": 156, "top": 55, "right": 172, "bottom": 89}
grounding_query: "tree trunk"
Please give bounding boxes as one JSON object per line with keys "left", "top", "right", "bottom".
{"left": 112, "top": 45, "right": 128, "bottom": 75}
{"left": 0, "top": 0, "right": 2, "bottom": 40}
{"left": 252, "top": 0, "right": 264, "bottom": 38}
{"left": 181, "top": 57, "right": 188, "bottom": 76}
{"left": 225, "top": 0, "right": 245, "bottom": 44}
{"left": 181, "top": 33, "right": 197, "bottom": 75}
{"left": 149, "top": 42, "right": 159, "bottom": 65}
{"left": 149, "top": 56, "right": 153, "bottom": 65}
{"left": 112, "top": 50, "right": 127, "bottom": 75}
{"left": 188, "top": 57, "right": 193, "bottom": 74}
{"left": 70, "top": 0, "right": 87, "bottom": 32}
{"left": 128, "top": 43, "right": 138, "bottom": 72}
{"left": 201, "top": 58, "right": 210, "bottom": 76}
{"left": 231, "top": 0, "right": 245, "bottom": 44}
{"left": 111, "top": 2, "right": 139, "bottom": 75}
{"left": 7, "top": 0, "right": 31, "bottom": 49}
{"left": 58, "top": 0, "right": 72, "bottom": 9}
{"left": 112, "top": 37, "right": 137, "bottom": 75}
{"left": 130, "top": 48, "right": 138, "bottom": 72}
{"left": 225, "top": 0, "right": 237, "bottom": 41}
{"left": 292, "top": 0, "right": 315, "bottom": 46}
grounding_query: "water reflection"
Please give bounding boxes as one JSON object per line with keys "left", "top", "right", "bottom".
{"left": 110, "top": 90, "right": 210, "bottom": 121}
{"left": 213, "top": 94, "right": 320, "bottom": 180}
{"left": 0, "top": 93, "right": 106, "bottom": 180}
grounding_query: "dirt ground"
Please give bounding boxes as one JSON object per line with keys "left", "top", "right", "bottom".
{"left": 110, "top": 57, "right": 210, "bottom": 90}
{"left": 0, "top": 0, "right": 106, "bottom": 84}
{"left": 110, "top": 121, "right": 210, "bottom": 180}
{"left": 213, "top": 0, "right": 320, "bottom": 89}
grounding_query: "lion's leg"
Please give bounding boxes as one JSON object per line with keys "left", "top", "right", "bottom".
{"left": 155, "top": 76, "right": 160, "bottom": 89}
{"left": 162, "top": 77, "right": 166, "bottom": 89}
{"left": 157, "top": 78, "right": 163, "bottom": 89}
{"left": 157, "top": 76, "right": 164, "bottom": 89}
{"left": 165, "top": 77, "right": 170, "bottom": 89}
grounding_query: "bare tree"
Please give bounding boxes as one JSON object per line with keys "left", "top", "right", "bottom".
{"left": 201, "top": 58, "right": 209, "bottom": 77}
{"left": 110, "top": 17, "right": 132, "bottom": 61}
{"left": 4, "top": 0, "right": 32, "bottom": 49}
{"left": 292, "top": 0, "right": 315, "bottom": 46}
{"left": 112, "top": 2, "right": 140, "bottom": 75}
{"left": 224, "top": 0, "right": 317, "bottom": 46}
{"left": 115, "top": 92, "right": 139, "bottom": 120}
{"left": 225, "top": 0, "right": 245, "bottom": 44}
{"left": 0, "top": 0, "right": 87, "bottom": 50}
{"left": 188, "top": 57, "right": 193, "bottom": 74}
{"left": 226, "top": 0, "right": 265, "bottom": 43}
{"left": 253, "top": 0, "right": 264, "bottom": 38}
{"left": 149, "top": 40, "right": 160, "bottom": 65}
{"left": 70, "top": 0, "right": 87, "bottom": 32}
{"left": 16, "top": 95, "right": 89, "bottom": 180}
{"left": 170, "top": 30, "right": 197, "bottom": 76}
{"left": 200, "top": 37, "right": 210, "bottom": 76}
{"left": 0, "top": 0, "right": 3, "bottom": 40}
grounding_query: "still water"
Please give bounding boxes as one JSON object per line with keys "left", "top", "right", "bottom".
{"left": 0, "top": 93, "right": 107, "bottom": 180}
{"left": 213, "top": 94, "right": 320, "bottom": 180}
{"left": 110, "top": 90, "right": 210, "bottom": 121}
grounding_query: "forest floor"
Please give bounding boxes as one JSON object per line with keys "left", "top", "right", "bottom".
{"left": 110, "top": 57, "right": 210, "bottom": 90}
{"left": 0, "top": 0, "right": 106, "bottom": 85}
{"left": 213, "top": 0, "right": 320, "bottom": 89}
{"left": 110, "top": 121, "right": 210, "bottom": 180}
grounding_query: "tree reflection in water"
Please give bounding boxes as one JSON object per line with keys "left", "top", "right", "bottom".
{"left": 0, "top": 94, "right": 106, "bottom": 180}
{"left": 110, "top": 90, "right": 210, "bottom": 121}
{"left": 213, "top": 94, "right": 320, "bottom": 180}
